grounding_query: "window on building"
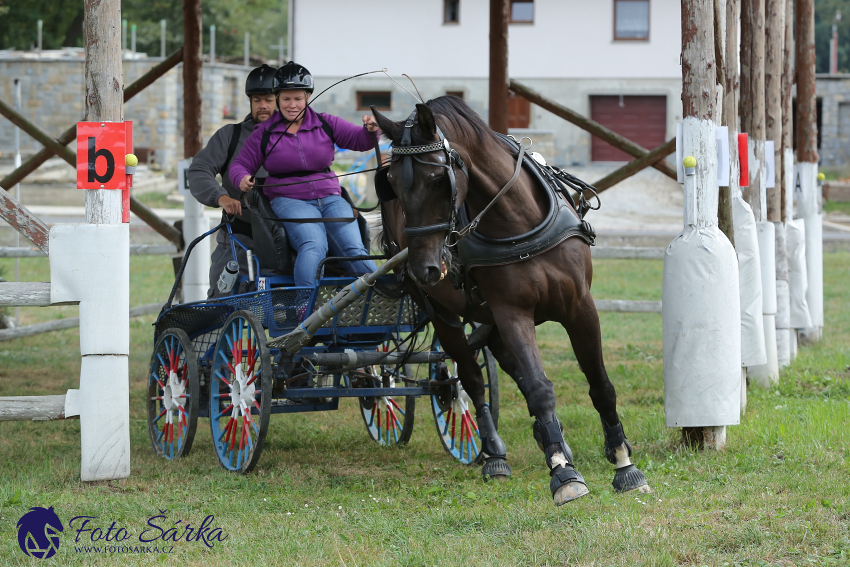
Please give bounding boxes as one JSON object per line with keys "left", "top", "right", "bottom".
{"left": 614, "top": 0, "right": 650, "bottom": 40}
{"left": 446, "top": 91, "right": 464, "bottom": 100}
{"left": 357, "top": 91, "right": 392, "bottom": 111}
{"left": 510, "top": 1, "right": 534, "bottom": 23}
{"left": 444, "top": 0, "right": 460, "bottom": 24}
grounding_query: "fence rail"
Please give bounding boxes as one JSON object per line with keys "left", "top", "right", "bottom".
{"left": 0, "top": 302, "right": 163, "bottom": 342}
{"left": 0, "top": 244, "right": 178, "bottom": 258}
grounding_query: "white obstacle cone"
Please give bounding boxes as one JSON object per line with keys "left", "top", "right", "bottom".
{"left": 796, "top": 168, "right": 824, "bottom": 343}
{"left": 663, "top": 119, "right": 742, "bottom": 447}
{"left": 747, "top": 222, "right": 780, "bottom": 386}
{"left": 52, "top": 224, "right": 131, "bottom": 481}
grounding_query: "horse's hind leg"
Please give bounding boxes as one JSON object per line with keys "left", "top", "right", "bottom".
{"left": 561, "top": 295, "right": 651, "bottom": 494}
{"left": 486, "top": 317, "right": 589, "bottom": 506}
{"left": 430, "top": 318, "right": 512, "bottom": 480}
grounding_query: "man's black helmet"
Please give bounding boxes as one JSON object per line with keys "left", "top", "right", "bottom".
{"left": 273, "top": 62, "right": 314, "bottom": 94}
{"left": 245, "top": 64, "right": 277, "bottom": 96}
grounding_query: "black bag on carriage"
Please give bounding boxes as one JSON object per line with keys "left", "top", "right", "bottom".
{"left": 244, "top": 187, "right": 370, "bottom": 277}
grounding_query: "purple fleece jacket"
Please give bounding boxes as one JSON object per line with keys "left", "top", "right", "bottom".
{"left": 229, "top": 108, "right": 379, "bottom": 201}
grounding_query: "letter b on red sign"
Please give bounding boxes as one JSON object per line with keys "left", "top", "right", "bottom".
{"left": 77, "top": 122, "right": 126, "bottom": 190}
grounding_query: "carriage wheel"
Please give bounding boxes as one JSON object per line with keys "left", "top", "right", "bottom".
{"left": 354, "top": 340, "right": 416, "bottom": 446}
{"left": 430, "top": 324, "right": 499, "bottom": 465}
{"left": 147, "top": 328, "right": 199, "bottom": 460}
{"left": 209, "top": 310, "right": 272, "bottom": 473}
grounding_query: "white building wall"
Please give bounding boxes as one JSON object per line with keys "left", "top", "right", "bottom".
{"left": 293, "top": 0, "right": 682, "bottom": 79}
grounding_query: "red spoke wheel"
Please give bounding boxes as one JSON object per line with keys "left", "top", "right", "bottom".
{"left": 430, "top": 324, "right": 499, "bottom": 465}
{"left": 354, "top": 340, "right": 415, "bottom": 446}
{"left": 147, "top": 328, "right": 199, "bottom": 460}
{"left": 209, "top": 310, "right": 272, "bottom": 473}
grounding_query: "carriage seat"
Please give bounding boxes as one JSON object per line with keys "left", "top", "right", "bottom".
{"left": 243, "top": 188, "right": 371, "bottom": 278}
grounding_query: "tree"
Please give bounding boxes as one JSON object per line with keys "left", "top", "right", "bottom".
{"left": 0, "top": 0, "right": 287, "bottom": 62}
{"left": 815, "top": 0, "right": 850, "bottom": 72}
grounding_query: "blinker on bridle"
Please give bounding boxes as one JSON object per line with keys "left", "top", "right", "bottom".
{"left": 391, "top": 109, "right": 468, "bottom": 241}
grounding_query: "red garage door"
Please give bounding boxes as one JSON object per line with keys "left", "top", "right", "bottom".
{"left": 590, "top": 95, "right": 667, "bottom": 162}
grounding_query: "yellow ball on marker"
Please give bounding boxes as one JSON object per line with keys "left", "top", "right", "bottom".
{"left": 817, "top": 172, "right": 826, "bottom": 181}
{"left": 125, "top": 154, "right": 139, "bottom": 167}
{"left": 683, "top": 156, "right": 697, "bottom": 168}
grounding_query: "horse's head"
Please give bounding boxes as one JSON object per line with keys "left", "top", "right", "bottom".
{"left": 372, "top": 102, "right": 469, "bottom": 287}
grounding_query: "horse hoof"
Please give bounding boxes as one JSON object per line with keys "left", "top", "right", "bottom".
{"left": 612, "top": 464, "right": 650, "bottom": 494}
{"left": 553, "top": 482, "right": 590, "bottom": 506}
{"left": 482, "top": 457, "right": 512, "bottom": 481}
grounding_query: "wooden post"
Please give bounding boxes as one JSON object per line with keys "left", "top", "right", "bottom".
{"left": 489, "top": 0, "right": 509, "bottom": 134}
{"left": 78, "top": 0, "right": 131, "bottom": 481}
{"left": 741, "top": 0, "right": 766, "bottom": 220}
{"left": 766, "top": 0, "right": 790, "bottom": 368}
{"left": 742, "top": 0, "right": 780, "bottom": 385}
{"left": 183, "top": 0, "right": 203, "bottom": 158}
{"left": 670, "top": 0, "right": 740, "bottom": 451}
{"left": 780, "top": 0, "right": 794, "bottom": 222}
{"left": 84, "top": 0, "right": 124, "bottom": 224}
{"left": 722, "top": 0, "right": 739, "bottom": 247}
{"left": 716, "top": 0, "right": 734, "bottom": 246}
{"left": 796, "top": 0, "right": 823, "bottom": 343}
{"left": 765, "top": 0, "right": 784, "bottom": 222}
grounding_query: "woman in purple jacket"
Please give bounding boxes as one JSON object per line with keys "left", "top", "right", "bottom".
{"left": 229, "top": 62, "right": 378, "bottom": 287}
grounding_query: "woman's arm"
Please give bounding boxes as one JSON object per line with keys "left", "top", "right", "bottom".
{"left": 228, "top": 124, "right": 265, "bottom": 190}
{"left": 322, "top": 113, "right": 381, "bottom": 152}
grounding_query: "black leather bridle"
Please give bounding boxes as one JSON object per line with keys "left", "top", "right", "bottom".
{"left": 391, "top": 109, "right": 468, "bottom": 239}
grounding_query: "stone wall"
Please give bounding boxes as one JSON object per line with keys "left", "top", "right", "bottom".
{"left": 817, "top": 75, "right": 850, "bottom": 168}
{"left": 0, "top": 53, "right": 251, "bottom": 172}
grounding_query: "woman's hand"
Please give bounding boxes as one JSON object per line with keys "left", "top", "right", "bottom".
{"left": 239, "top": 175, "right": 254, "bottom": 192}
{"left": 362, "top": 115, "right": 379, "bottom": 133}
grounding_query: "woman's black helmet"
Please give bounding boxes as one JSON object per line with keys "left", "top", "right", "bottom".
{"left": 245, "top": 64, "right": 277, "bottom": 96}
{"left": 273, "top": 62, "right": 314, "bottom": 94}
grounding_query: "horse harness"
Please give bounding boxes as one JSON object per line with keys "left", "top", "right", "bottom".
{"left": 378, "top": 108, "right": 599, "bottom": 321}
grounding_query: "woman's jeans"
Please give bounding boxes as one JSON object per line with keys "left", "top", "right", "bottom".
{"left": 270, "top": 194, "right": 377, "bottom": 287}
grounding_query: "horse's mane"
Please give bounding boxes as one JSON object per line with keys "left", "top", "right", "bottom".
{"left": 406, "top": 95, "right": 501, "bottom": 147}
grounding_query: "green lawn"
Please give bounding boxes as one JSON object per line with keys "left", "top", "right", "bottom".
{"left": 0, "top": 253, "right": 847, "bottom": 566}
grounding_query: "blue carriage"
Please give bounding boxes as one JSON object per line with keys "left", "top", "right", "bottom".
{"left": 146, "top": 215, "right": 498, "bottom": 473}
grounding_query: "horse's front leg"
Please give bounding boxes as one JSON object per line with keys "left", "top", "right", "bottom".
{"left": 430, "top": 317, "right": 512, "bottom": 480}
{"left": 486, "top": 313, "right": 589, "bottom": 506}
{"left": 561, "top": 294, "right": 651, "bottom": 495}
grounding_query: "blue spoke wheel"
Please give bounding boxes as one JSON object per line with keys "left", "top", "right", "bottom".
{"left": 354, "top": 340, "right": 415, "bottom": 446}
{"left": 430, "top": 324, "right": 499, "bottom": 465}
{"left": 147, "top": 328, "right": 199, "bottom": 460}
{"left": 209, "top": 310, "right": 272, "bottom": 473}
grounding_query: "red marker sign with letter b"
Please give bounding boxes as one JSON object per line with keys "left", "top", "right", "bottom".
{"left": 76, "top": 122, "right": 126, "bottom": 190}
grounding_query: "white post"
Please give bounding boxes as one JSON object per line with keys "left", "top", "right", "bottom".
{"left": 122, "top": 19, "right": 127, "bottom": 52}
{"left": 244, "top": 32, "right": 250, "bottom": 67}
{"left": 131, "top": 24, "right": 136, "bottom": 56}
{"left": 210, "top": 25, "right": 216, "bottom": 64}
{"left": 71, "top": 0, "right": 130, "bottom": 481}
{"left": 287, "top": 0, "right": 294, "bottom": 62}
{"left": 160, "top": 19, "right": 167, "bottom": 58}
{"left": 37, "top": 20, "right": 42, "bottom": 55}
{"left": 179, "top": 159, "right": 210, "bottom": 303}
{"left": 279, "top": 36, "right": 285, "bottom": 64}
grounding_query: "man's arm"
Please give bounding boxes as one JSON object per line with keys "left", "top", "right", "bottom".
{"left": 188, "top": 126, "right": 233, "bottom": 208}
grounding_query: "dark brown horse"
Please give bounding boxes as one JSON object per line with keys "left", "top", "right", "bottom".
{"left": 372, "top": 97, "right": 650, "bottom": 505}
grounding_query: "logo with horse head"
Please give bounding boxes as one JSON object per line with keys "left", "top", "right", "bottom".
{"left": 17, "top": 506, "right": 63, "bottom": 559}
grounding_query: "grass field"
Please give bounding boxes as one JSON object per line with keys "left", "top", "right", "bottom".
{"left": 0, "top": 252, "right": 847, "bottom": 566}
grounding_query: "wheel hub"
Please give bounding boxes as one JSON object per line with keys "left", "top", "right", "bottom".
{"left": 164, "top": 370, "right": 186, "bottom": 411}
